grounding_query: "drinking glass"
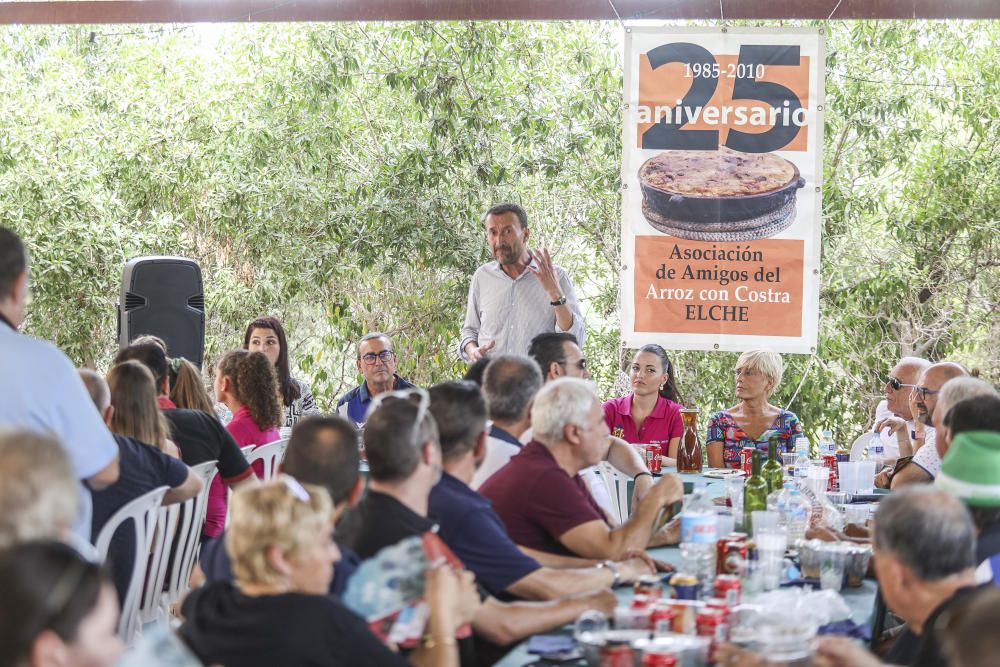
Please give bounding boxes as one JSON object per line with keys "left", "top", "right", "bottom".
{"left": 725, "top": 475, "right": 745, "bottom": 512}
{"left": 751, "top": 510, "right": 780, "bottom": 538}
{"left": 716, "top": 510, "right": 735, "bottom": 538}
{"left": 756, "top": 528, "right": 788, "bottom": 591}
{"left": 819, "top": 544, "right": 848, "bottom": 592}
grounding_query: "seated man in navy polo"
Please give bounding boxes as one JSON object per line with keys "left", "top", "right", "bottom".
{"left": 428, "top": 381, "right": 656, "bottom": 601}
{"left": 199, "top": 415, "right": 364, "bottom": 597}
{"left": 340, "top": 388, "right": 616, "bottom": 655}
{"left": 336, "top": 332, "right": 415, "bottom": 427}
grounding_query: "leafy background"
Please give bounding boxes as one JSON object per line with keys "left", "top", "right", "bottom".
{"left": 2, "top": 20, "right": 997, "bottom": 445}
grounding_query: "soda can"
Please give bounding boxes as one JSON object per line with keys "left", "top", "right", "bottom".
{"left": 641, "top": 648, "right": 679, "bottom": 667}
{"left": 669, "top": 573, "right": 699, "bottom": 600}
{"left": 740, "top": 447, "right": 755, "bottom": 475}
{"left": 649, "top": 602, "right": 676, "bottom": 635}
{"left": 645, "top": 444, "right": 662, "bottom": 474}
{"left": 634, "top": 575, "right": 663, "bottom": 599}
{"left": 696, "top": 608, "right": 728, "bottom": 662}
{"left": 599, "top": 639, "right": 633, "bottom": 667}
{"left": 722, "top": 541, "right": 747, "bottom": 576}
{"left": 714, "top": 575, "right": 742, "bottom": 605}
{"left": 716, "top": 537, "right": 731, "bottom": 575}
{"left": 705, "top": 598, "right": 733, "bottom": 639}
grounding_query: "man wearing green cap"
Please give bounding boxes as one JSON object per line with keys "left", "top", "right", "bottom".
{"left": 935, "top": 393, "right": 1000, "bottom": 585}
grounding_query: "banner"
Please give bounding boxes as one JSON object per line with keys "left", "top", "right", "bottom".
{"left": 621, "top": 27, "right": 824, "bottom": 353}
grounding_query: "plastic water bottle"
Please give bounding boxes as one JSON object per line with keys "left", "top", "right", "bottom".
{"left": 777, "top": 482, "right": 811, "bottom": 545}
{"left": 820, "top": 430, "right": 839, "bottom": 491}
{"left": 869, "top": 431, "right": 885, "bottom": 472}
{"left": 680, "top": 483, "right": 718, "bottom": 595}
{"left": 792, "top": 436, "right": 811, "bottom": 482}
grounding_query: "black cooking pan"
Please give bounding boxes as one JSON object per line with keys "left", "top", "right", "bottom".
{"left": 639, "top": 156, "right": 805, "bottom": 224}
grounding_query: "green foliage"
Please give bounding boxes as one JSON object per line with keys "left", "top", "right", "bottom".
{"left": 0, "top": 20, "right": 996, "bottom": 443}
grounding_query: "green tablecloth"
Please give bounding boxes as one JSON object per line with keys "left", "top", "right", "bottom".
{"left": 493, "top": 472, "right": 878, "bottom": 667}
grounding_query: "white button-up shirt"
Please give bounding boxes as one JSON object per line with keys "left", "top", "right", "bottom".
{"left": 459, "top": 259, "right": 585, "bottom": 360}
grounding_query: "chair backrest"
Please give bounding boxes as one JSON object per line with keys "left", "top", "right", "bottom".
{"left": 849, "top": 433, "right": 871, "bottom": 461}
{"left": 165, "top": 461, "right": 218, "bottom": 611}
{"left": 137, "top": 498, "right": 181, "bottom": 626}
{"left": 240, "top": 444, "right": 256, "bottom": 458}
{"left": 594, "top": 462, "right": 631, "bottom": 526}
{"left": 94, "top": 485, "right": 170, "bottom": 645}
{"left": 246, "top": 438, "right": 290, "bottom": 481}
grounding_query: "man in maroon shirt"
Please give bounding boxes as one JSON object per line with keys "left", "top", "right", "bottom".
{"left": 480, "top": 377, "right": 683, "bottom": 561}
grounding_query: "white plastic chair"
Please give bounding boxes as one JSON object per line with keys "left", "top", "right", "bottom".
{"left": 141, "top": 460, "right": 218, "bottom": 624}
{"left": 240, "top": 444, "right": 256, "bottom": 458}
{"left": 849, "top": 433, "right": 871, "bottom": 461}
{"left": 594, "top": 462, "right": 631, "bottom": 526}
{"left": 246, "top": 438, "right": 290, "bottom": 481}
{"left": 94, "top": 485, "right": 169, "bottom": 645}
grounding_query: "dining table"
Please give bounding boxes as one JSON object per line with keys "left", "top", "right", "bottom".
{"left": 494, "top": 471, "right": 879, "bottom": 667}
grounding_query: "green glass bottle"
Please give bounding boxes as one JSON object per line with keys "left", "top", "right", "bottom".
{"left": 744, "top": 450, "right": 769, "bottom": 533}
{"left": 762, "top": 435, "right": 785, "bottom": 494}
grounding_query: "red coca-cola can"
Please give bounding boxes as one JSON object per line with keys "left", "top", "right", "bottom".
{"left": 634, "top": 575, "right": 663, "bottom": 599}
{"left": 599, "top": 639, "right": 633, "bottom": 667}
{"left": 741, "top": 446, "right": 755, "bottom": 475}
{"left": 696, "top": 608, "right": 728, "bottom": 662}
{"left": 714, "top": 575, "right": 742, "bottom": 605}
{"left": 722, "top": 541, "right": 747, "bottom": 575}
{"left": 649, "top": 603, "right": 676, "bottom": 634}
{"left": 641, "top": 649, "right": 679, "bottom": 667}
{"left": 645, "top": 444, "right": 662, "bottom": 473}
{"left": 705, "top": 598, "right": 732, "bottom": 639}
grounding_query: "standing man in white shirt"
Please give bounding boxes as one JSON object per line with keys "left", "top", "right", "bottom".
{"left": 0, "top": 226, "right": 119, "bottom": 543}
{"left": 460, "top": 203, "right": 585, "bottom": 362}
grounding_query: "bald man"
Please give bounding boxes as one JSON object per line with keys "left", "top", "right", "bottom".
{"left": 889, "top": 362, "right": 969, "bottom": 489}
{"left": 872, "top": 356, "right": 930, "bottom": 462}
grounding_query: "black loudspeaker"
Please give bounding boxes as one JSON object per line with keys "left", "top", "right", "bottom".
{"left": 118, "top": 256, "right": 205, "bottom": 368}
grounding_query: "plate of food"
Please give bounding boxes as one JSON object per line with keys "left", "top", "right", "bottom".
{"left": 702, "top": 468, "right": 747, "bottom": 479}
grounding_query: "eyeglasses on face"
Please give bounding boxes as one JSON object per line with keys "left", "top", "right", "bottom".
{"left": 560, "top": 358, "right": 587, "bottom": 371}
{"left": 912, "top": 386, "right": 941, "bottom": 400}
{"left": 885, "top": 376, "right": 916, "bottom": 391}
{"left": 361, "top": 350, "right": 395, "bottom": 365}
{"left": 734, "top": 368, "right": 761, "bottom": 379}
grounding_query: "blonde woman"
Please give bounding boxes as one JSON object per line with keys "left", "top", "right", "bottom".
{"left": 706, "top": 350, "right": 803, "bottom": 469}
{"left": 180, "top": 477, "right": 472, "bottom": 667}
{"left": 107, "top": 360, "right": 180, "bottom": 459}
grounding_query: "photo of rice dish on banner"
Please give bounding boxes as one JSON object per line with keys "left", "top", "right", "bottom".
{"left": 638, "top": 146, "right": 805, "bottom": 242}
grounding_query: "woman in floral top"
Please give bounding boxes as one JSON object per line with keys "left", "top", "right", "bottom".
{"left": 706, "top": 350, "right": 803, "bottom": 469}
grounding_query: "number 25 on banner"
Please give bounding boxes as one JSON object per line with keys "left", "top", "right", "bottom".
{"left": 638, "top": 43, "right": 810, "bottom": 154}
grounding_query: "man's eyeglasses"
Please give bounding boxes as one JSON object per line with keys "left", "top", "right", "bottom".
{"left": 560, "top": 358, "right": 587, "bottom": 371}
{"left": 361, "top": 350, "right": 395, "bottom": 365}
{"left": 912, "top": 386, "right": 941, "bottom": 400}
{"left": 367, "top": 387, "right": 431, "bottom": 449}
{"left": 885, "top": 376, "right": 916, "bottom": 391}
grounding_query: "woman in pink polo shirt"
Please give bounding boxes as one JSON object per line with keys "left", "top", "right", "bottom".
{"left": 603, "top": 344, "right": 685, "bottom": 461}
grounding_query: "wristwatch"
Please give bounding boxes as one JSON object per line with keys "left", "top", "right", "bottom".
{"left": 550, "top": 295, "right": 567, "bottom": 306}
{"left": 596, "top": 559, "right": 621, "bottom": 586}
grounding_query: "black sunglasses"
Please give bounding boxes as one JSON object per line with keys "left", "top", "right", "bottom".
{"left": 885, "top": 375, "right": 916, "bottom": 391}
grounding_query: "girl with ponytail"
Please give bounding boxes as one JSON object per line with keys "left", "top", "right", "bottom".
{"left": 603, "top": 344, "right": 686, "bottom": 461}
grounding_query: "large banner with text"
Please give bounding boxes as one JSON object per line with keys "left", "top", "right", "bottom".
{"left": 621, "top": 27, "right": 824, "bottom": 353}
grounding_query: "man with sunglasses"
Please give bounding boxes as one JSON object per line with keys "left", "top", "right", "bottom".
{"left": 886, "top": 362, "right": 968, "bottom": 489}
{"left": 871, "top": 357, "right": 930, "bottom": 464}
{"left": 336, "top": 332, "right": 415, "bottom": 427}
